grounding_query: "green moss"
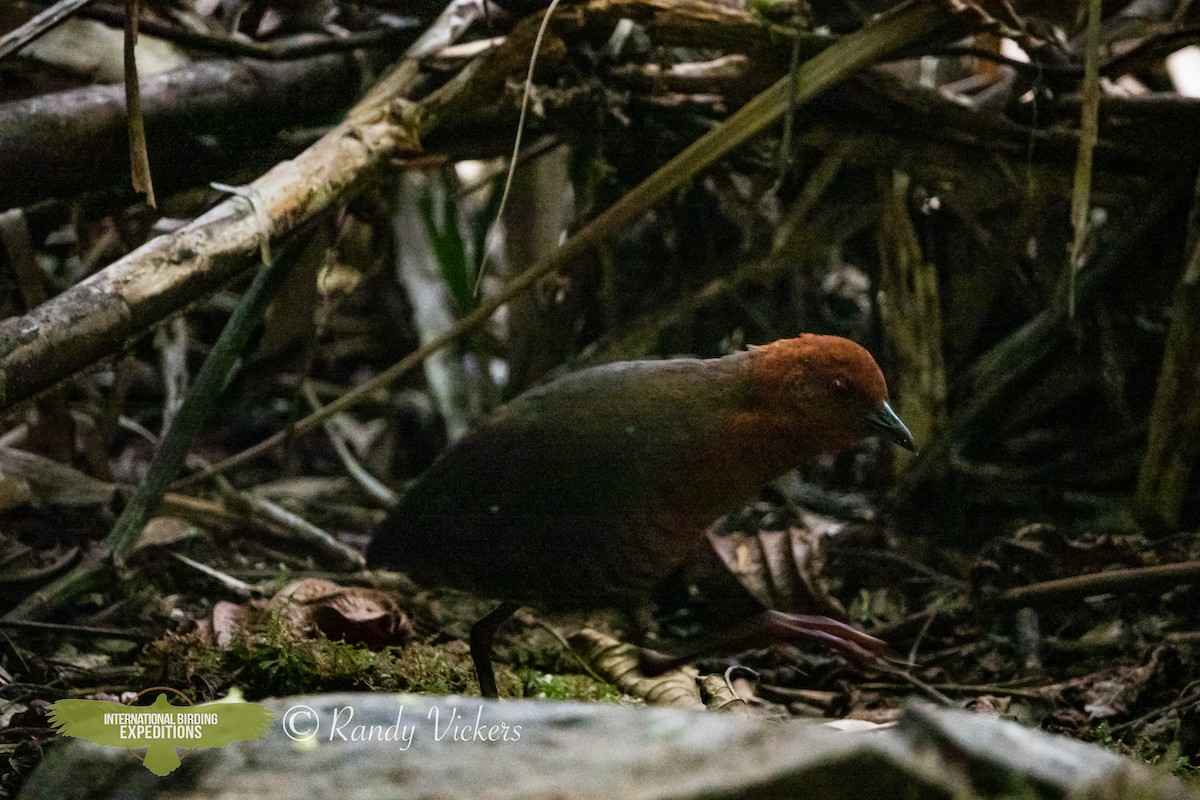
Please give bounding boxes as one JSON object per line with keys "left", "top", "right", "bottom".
{"left": 142, "top": 630, "right": 224, "bottom": 689}
{"left": 518, "top": 669, "right": 623, "bottom": 702}
{"left": 145, "top": 608, "right": 635, "bottom": 700}
{"left": 1092, "top": 722, "right": 1200, "bottom": 782}
{"left": 389, "top": 642, "right": 489, "bottom": 695}
{"left": 1170, "top": 757, "right": 1200, "bottom": 782}
{"left": 226, "top": 617, "right": 377, "bottom": 695}
{"left": 143, "top": 610, "right": 528, "bottom": 698}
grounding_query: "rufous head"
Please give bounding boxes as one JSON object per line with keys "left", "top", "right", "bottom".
{"left": 747, "top": 335, "right": 916, "bottom": 455}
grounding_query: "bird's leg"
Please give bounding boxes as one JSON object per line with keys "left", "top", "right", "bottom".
{"left": 622, "top": 603, "right": 660, "bottom": 645}
{"left": 638, "top": 610, "right": 892, "bottom": 676}
{"left": 470, "top": 601, "right": 520, "bottom": 698}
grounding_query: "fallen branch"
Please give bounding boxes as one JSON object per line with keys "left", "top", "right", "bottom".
{"left": 0, "top": 52, "right": 378, "bottom": 209}
{"left": 997, "top": 560, "right": 1200, "bottom": 608}
{"left": 0, "top": 9, "right": 545, "bottom": 409}
{"left": 75, "top": 5, "right": 422, "bottom": 60}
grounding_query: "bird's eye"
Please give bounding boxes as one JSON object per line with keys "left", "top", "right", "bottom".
{"left": 832, "top": 378, "right": 848, "bottom": 394}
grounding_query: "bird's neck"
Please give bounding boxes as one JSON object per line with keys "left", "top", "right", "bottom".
{"left": 670, "top": 354, "right": 810, "bottom": 513}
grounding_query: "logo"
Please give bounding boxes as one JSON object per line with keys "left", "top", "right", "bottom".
{"left": 48, "top": 686, "right": 275, "bottom": 776}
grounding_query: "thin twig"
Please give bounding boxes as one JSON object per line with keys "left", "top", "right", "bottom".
{"left": 997, "top": 560, "right": 1200, "bottom": 608}
{"left": 883, "top": 669, "right": 959, "bottom": 707}
{"left": 78, "top": 5, "right": 421, "bottom": 60}
{"left": 302, "top": 382, "right": 398, "bottom": 506}
{"left": 723, "top": 664, "right": 758, "bottom": 705}
{"left": 473, "top": 0, "right": 564, "bottom": 296}
{"left": 213, "top": 474, "right": 367, "bottom": 570}
{"left": 169, "top": 551, "right": 260, "bottom": 598}
{"left": 0, "top": 0, "right": 99, "bottom": 61}
{"left": 529, "top": 618, "right": 608, "bottom": 685}
{"left": 1066, "top": 0, "right": 1101, "bottom": 318}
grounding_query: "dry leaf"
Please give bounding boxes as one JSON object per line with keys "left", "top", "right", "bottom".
{"left": 138, "top": 516, "right": 200, "bottom": 549}
{"left": 269, "top": 578, "right": 412, "bottom": 649}
{"left": 708, "top": 508, "right": 848, "bottom": 616}
{"left": 210, "top": 600, "right": 251, "bottom": 649}
{"left": 568, "top": 628, "right": 701, "bottom": 708}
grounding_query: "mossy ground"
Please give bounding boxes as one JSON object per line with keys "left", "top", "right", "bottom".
{"left": 1092, "top": 722, "right": 1200, "bottom": 783}
{"left": 142, "top": 609, "right": 620, "bottom": 701}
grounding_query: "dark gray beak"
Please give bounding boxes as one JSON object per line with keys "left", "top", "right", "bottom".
{"left": 866, "top": 401, "right": 916, "bottom": 452}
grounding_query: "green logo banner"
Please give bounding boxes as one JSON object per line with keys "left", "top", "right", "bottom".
{"left": 48, "top": 688, "right": 275, "bottom": 776}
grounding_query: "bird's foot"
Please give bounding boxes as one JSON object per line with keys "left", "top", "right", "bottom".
{"left": 637, "top": 610, "right": 893, "bottom": 676}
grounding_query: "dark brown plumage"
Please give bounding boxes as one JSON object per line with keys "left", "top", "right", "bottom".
{"left": 367, "top": 335, "right": 915, "bottom": 695}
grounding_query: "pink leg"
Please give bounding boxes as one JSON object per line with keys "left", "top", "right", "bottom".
{"left": 639, "top": 610, "right": 891, "bottom": 675}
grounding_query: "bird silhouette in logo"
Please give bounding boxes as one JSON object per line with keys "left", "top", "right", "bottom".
{"left": 48, "top": 692, "right": 275, "bottom": 776}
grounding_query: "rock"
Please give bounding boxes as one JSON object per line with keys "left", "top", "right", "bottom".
{"left": 21, "top": 695, "right": 1198, "bottom": 800}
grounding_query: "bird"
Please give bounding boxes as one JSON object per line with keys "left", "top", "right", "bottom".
{"left": 367, "top": 334, "right": 916, "bottom": 697}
